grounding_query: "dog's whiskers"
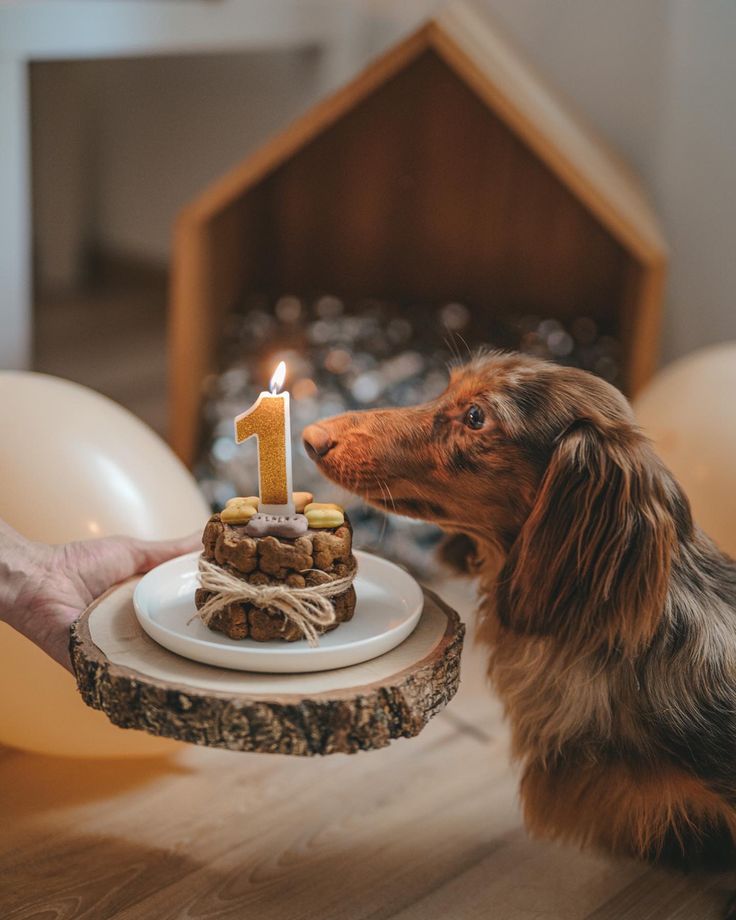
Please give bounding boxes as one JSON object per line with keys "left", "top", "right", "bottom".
{"left": 381, "top": 478, "right": 398, "bottom": 516}
{"left": 374, "top": 477, "right": 390, "bottom": 545}
{"left": 455, "top": 331, "right": 473, "bottom": 360}
{"left": 443, "top": 330, "right": 463, "bottom": 368}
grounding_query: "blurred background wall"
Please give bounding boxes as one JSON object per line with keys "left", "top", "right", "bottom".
{"left": 25, "top": 0, "right": 736, "bottom": 366}
{"left": 31, "top": 49, "right": 327, "bottom": 285}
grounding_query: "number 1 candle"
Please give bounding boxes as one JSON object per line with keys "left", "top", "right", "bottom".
{"left": 234, "top": 361, "right": 295, "bottom": 516}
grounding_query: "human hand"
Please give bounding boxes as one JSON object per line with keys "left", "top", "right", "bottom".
{"left": 0, "top": 520, "right": 199, "bottom": 671}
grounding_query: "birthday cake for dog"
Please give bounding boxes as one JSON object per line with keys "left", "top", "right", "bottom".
{"left": 193, "top": 492, "right": 357, "bottom": 643}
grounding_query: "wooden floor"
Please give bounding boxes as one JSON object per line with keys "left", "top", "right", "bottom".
{"left": 2, "top": 283, "right": 731, "bottom": 918}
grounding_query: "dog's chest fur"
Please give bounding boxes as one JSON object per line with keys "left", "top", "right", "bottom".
{"left": 485, "top": 625, "right": 633, "bottom": 763}
{"left": 481, "top": 546, "right": 736, "bottom": 795}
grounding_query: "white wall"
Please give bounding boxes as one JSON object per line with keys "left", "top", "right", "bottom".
{"left": 28, "top": 0, "right": 736, "bottom": 363}
{"left": 656, "top": 0, "right": 736, "bottom": 360}
{"left": 473, "top": 0, "right": 736, "bottom": 364}
{"left": 0, "top": 55, "right": 30, "bottom": 370}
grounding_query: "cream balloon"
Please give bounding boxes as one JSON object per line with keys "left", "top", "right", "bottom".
{"left": 633, "top": 343, "right": 736, "bottom": 557}
{"left": 0, "top": 372, "right": 209, "bottom": 757}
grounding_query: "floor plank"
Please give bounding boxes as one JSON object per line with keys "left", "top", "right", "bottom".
{"left": 391, "top": 833, "right": 647, "bottom": 920}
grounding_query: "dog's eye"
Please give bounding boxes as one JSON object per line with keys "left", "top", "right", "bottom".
{"left": 464, "top": 405, "right": 485, "bottom": 430}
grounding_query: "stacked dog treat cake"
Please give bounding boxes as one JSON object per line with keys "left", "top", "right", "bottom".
{"left": 194, "top": 492, "right": 357, "bottom": 643}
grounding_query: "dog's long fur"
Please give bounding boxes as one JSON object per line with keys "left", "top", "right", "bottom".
{"left": 303, "top": 352, "right": 736, "bottom": 870}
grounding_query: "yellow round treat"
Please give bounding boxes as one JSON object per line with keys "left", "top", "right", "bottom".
{"left": 226, "top": 495, "right": 259, "bottom": 508}
{"left": 221, "top": 500, "right": 258, "bottom": 524}
{"left": 305, "top": 508, "right": 345, "bottom": 529}
{"left": 292, "top": 491, "right": 314, "bottom": 513}
{"left": 304, "top": 501, "right": 344, "bottom": 514}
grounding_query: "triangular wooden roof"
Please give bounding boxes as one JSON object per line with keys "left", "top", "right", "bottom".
{"left": 181, "top": 1, "right": 666, "bottom": 266}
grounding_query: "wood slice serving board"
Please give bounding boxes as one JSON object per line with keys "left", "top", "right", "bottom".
{"left": 71, "top": 579, "right": 465, "bottom": 756}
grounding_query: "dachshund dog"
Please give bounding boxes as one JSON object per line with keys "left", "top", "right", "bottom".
{"left": 303, "top": 351, "right": 736, "bottom": 871}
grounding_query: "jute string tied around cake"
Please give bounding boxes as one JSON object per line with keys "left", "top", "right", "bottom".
{"left": 191, "top": 558, "right": 357, "bottom": 646}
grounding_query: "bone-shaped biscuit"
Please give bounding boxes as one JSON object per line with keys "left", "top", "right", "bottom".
{"left": 311, "top": 525, "right": 352, "bottom": 569}
{"left": 246, "top": 513, "right": 308, "bottom": 539}
{"left": 257, "top": 535, "right": 313, "bottom": 577}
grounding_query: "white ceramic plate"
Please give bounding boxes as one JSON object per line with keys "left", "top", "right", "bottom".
{"left": 133, "top": 550, "right": 423, "bottom": 673}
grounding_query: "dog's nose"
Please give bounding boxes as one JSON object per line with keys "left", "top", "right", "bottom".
{"left": 303, "top": 424, "right": 335, "bottom": 461}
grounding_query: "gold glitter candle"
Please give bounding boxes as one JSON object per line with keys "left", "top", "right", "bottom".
{"left": 234, "top": 362, "right": 295, "bottom": 515}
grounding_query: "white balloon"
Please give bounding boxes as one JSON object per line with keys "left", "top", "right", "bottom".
{"left": 0, "top": 372, "right": 209, "bottom": 757}
{"left": 633, "top": 342, "right": 736, "bottom": 557}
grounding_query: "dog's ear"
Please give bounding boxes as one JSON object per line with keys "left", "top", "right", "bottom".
{"left": 498, "top": 421, "right": 687, "bottom": 651}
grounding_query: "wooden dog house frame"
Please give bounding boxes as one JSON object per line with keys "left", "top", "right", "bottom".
{"left": 170, "top": 2, "right": 667, "bottom": 465}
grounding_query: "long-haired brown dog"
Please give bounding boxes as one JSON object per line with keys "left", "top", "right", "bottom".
{"left": 303, "top": 351, "right": 736, "bottom": 872}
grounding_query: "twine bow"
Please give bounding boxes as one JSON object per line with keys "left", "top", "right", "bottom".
{"left": 191, "top": 558, "right": 357, "bottom": 646}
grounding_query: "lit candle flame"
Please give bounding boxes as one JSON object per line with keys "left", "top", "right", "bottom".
{"left": 269, "top": 360, "right": 287, "bottom": 395}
